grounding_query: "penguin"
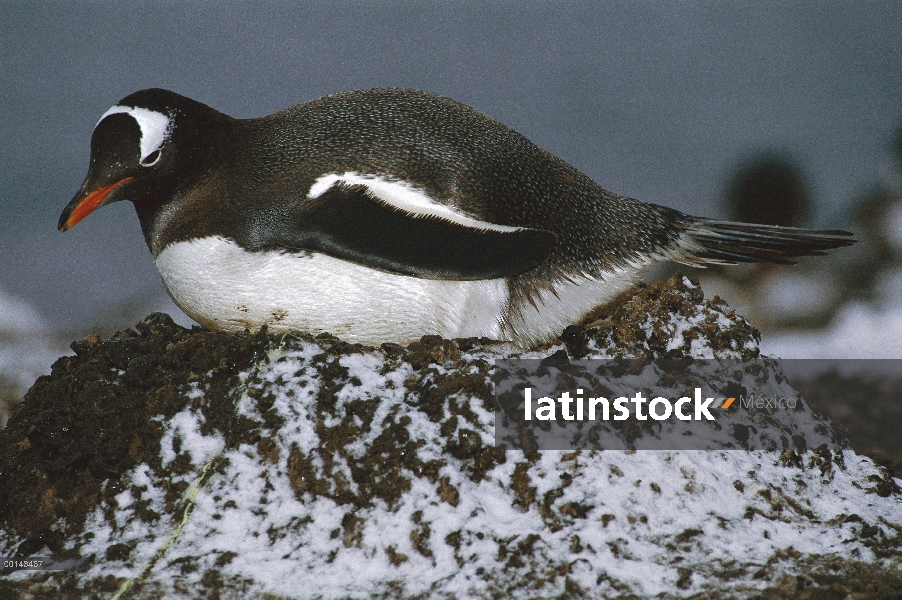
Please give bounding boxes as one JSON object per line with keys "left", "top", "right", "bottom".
{"left": 59, "top": 88, "right": 854, "bottom": 347}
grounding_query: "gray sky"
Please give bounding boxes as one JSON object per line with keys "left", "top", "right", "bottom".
{"left": 1, "top": 2, "right": 900, "bottom": 333}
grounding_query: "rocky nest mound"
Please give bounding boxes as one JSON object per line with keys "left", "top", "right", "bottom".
{"left": 1, "top": 274, "right": 900, "bottom": 599}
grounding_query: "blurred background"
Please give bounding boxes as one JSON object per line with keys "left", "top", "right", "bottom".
{"left": 1, "top": 2, "right": 901, "bottom": 420}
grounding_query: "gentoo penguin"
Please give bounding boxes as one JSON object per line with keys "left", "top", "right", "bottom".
{"left": 59, "top": 88, "right": 854, "bottom": 347}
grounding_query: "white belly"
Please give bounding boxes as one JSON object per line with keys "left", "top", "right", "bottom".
{"left": 155, "top": 236, "right": 644, "bottom": 347}
{"left": 154, "top": 236, "right": 510, "bottom": 345}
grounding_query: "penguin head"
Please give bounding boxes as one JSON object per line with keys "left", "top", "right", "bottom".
{"left": 59, "top": 88, "right": 224, "bottom": 232}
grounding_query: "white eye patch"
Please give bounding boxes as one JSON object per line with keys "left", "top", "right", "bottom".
{"left": 97, "top": 105, "right": 171, "bottom": 165}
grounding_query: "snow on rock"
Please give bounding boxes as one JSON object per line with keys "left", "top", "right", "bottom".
{"left": 0, "top": 274, "right": 900, "bottom": 599}
{"left": 560, "top": 275, "right": 761, "bottom": 360}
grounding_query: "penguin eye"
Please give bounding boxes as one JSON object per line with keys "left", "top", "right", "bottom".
{"left": 140, "top": 149, "right": 162, "bottom": 167}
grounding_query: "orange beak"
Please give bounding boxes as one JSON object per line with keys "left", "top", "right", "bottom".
{"left": 58, "top": 177, "right": 132, "bottom": 232}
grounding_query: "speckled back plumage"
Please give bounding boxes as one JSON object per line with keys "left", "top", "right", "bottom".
{"left": 148, "top": 89, "right": 686, "bottom": 302}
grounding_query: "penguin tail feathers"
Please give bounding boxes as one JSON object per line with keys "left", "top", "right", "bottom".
{"left": 678, "top": 219, "right": 856, "bottom": 266}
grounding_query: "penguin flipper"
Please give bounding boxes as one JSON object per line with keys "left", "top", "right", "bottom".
{"left": 271, "top": 182, "right": 556, "bottom": 280}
